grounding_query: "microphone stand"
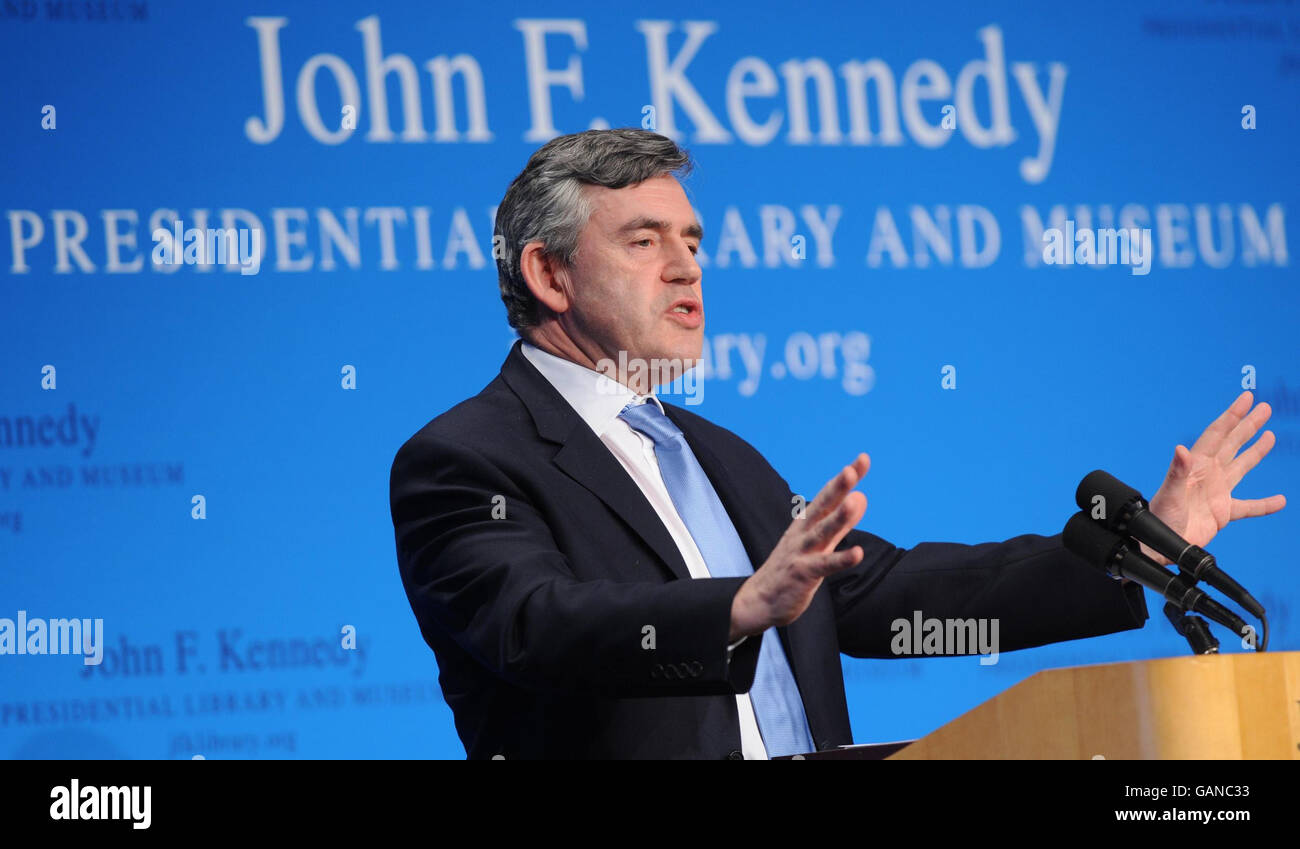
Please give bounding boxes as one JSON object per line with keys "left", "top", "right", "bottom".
{"left": 1163, "top": 602, "right": 1219, "bottom": 655}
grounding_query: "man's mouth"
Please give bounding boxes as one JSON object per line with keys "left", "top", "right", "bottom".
{"left": 666, "top": 299, "right": 703, "bottom": 328}
{"left": 667, "top": 299, "right": 701, "bottom": 315}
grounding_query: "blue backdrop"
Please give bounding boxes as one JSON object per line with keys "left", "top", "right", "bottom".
{"left": 2, "top": 0, "right": 1296, "bottom": 758}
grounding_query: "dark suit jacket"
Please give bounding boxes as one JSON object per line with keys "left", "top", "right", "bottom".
{"left": 390, "top": 340, "right": 1148, "bottom": 759}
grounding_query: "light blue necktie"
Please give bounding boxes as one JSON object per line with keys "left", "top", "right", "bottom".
{"left": 619, "top": 400, "right": 815, "bottom": 758}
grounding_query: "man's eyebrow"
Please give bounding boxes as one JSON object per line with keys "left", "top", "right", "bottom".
{"left": 617, "top": 217, "right": 704, "bottom": 241}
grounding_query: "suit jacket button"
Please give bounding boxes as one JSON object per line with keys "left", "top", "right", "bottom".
{"left": 818, "top": 740, "right": 834, "bottom": 751}
{"left": 726, "top": 750, "right": 744, "bottom": 760}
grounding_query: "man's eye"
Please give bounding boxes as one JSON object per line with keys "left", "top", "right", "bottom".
{"left": 634, "top": 238, "right": 653, "bottom": 247}
{"left": 688, "top": 244, "right": 699, "bottom": 255}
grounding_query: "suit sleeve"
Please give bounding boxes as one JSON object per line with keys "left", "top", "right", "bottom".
{"left": 390, "top": 431, "right": 762, "bottom": 698}
{"left": 741, "top": 451, "right": 1149, "bottom": 658}
{"left": 826, "top": 528, "right": 1149, "bottom": 658}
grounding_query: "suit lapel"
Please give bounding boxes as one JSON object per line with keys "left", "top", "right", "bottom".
{"left": 500, "top": 341, "right": 693, "bottom": 581}
{"left": 552, "top": 438, "right": 694, "bottom": 581}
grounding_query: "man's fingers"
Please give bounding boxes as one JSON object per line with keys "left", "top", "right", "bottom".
{"left": 804, "top": 453, "right": 870, "bottom": 525}
{"left": 1190, "top": 391, "right": 1252, "bottom": 458}
{"left": 1162, "top": 444, "right": 1191, "bottom": 486}
{"left": 1229, "top": 494, "right": 1287, "bottom": 521}
{"left": 1227, "top": 429, "right": 1276, "bottom": 487}
{"left": 1217, "top": 402, "right": 1272, "bottom": 465}
{"left": 850, "top": 452, "right": 870, "bottom": 479}
{"left": 805, "top": 545, "right": 864, "bottom": 578}
{"left": 803, "top": 491, "right": 866, "bottom": 552}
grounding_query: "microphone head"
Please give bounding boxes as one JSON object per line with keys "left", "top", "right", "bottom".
{"left": 1074, "top": 470, "right": 1144, "bottom": 527}
{"left": 1062, "top": 511, "right": 1126, "bottom": 573}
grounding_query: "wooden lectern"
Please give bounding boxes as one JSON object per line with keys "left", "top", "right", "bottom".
{"left": 875, "top": 651, "right": 1300, "bottom": 759}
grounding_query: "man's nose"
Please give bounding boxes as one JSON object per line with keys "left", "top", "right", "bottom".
{"left": 663, "top": 238, "right": 701, "bottom": 284}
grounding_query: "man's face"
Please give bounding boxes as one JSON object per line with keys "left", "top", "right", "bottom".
{"left": 560, "top": 174, "right": 703, "bottom": 383}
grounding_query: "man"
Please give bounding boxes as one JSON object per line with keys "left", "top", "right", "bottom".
{"left": 390, "top": 129, "right": 1285, "bottom": 759}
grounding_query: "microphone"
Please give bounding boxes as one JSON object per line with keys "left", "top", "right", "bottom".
{"left": 1074, "top": 470, "right": 1265, "bottom": 619}
{"left": 1062, "top": 512, "right": 1254, "bottom": 641}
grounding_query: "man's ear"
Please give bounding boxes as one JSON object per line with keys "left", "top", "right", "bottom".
{"left": 520, "top": 242, "right": 572, "bottom": 316}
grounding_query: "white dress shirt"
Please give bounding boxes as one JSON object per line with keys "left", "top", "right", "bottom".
{"left": 520, "top": 341, "right": 770, "bottom": 760}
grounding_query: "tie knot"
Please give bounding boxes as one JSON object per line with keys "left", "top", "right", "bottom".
{"left": 618, "top": 401, "right": 683, "bottom": 448}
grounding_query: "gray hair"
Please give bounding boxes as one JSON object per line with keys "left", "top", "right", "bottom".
{"left": 494, "top": 129, "right": 694, "bottom": 333}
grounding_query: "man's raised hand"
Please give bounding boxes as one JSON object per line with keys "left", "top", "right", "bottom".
{"left": 729, "top": 454, "right": 870, "bottom": 642}
{"left": 1147, "top": 391, "right": 1287, "bottom": 563}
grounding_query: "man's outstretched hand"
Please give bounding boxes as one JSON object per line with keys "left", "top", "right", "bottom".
{"left": 1147, "top": 391, "right": 1287, "bottom": 564}
{"left": 725, "top": 394, "right": 1286, "bottom": 641}
{"left": 730, "top": 454, "right": 869, "bottom": 642}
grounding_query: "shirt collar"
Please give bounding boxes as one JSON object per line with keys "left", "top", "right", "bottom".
{"left": 519, "top": 341, "right": 665, "bottom": 437}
